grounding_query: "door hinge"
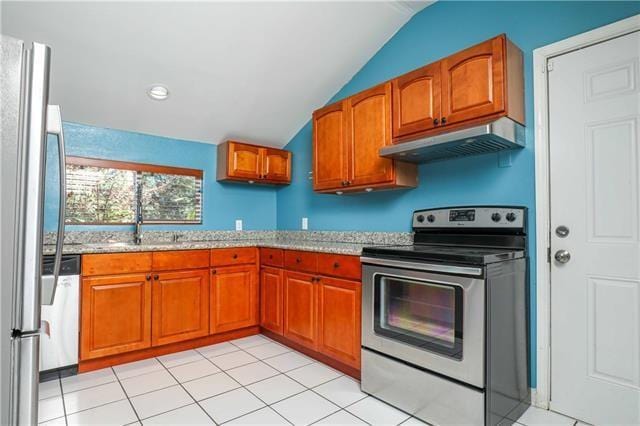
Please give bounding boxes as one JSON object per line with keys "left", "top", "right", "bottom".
{"left": 546, "top": 61, "right": 554, "bottom": 72}
{"left": 547, "top": 247, "right": 551, "bottom": 263}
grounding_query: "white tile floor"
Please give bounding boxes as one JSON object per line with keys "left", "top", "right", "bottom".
{"left": 38, "top": 334, "right": 580, "bottom": 425}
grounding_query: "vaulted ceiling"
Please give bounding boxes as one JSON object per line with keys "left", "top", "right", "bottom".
{"left": 2, "top": 1, "right": 432, "bottom": 147}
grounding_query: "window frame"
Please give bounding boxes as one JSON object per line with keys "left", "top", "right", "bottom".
{"left": 65, "top": 156, "right": 204, "bottom": 225}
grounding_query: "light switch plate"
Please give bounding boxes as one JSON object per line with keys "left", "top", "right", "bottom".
{"left": 235, "top": 219, "right": 243, "bottom": 231}
{"left": 302, "top": 217, "right": 308, "bottom": 230}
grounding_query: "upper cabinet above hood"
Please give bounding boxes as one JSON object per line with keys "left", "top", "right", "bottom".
{"left": 383, "top": 34, "right": 525, "bottom": 163}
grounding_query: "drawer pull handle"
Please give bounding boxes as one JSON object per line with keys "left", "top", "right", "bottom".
{"left": 153, "top": 274, "right": 159, "bottom": 280}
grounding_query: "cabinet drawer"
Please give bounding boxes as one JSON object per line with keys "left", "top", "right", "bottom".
{"left": 260, "top": 248, "right": 284, "bottom": 268}
{"left": 284, "top": 250, "right": 318, "bottom": 274}
{"left": 152, "top": 250, "right": 209, "bottom": 271}
{"left": 82, "top": 252, "right": 152, "bottom": 277}
{"left": 211, "top": 247, "right": 257, "bottom": 266}
{"left": 317, "top": 254, "right": 361, "bottom": 281}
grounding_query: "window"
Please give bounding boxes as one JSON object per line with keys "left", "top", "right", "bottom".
{"left": 65, "top": 157, "right": 203, "bottom": 225}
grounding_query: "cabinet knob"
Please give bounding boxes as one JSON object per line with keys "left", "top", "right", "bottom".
{"left": 153, "top": 274, "right": 159, "bottom": 280}
{"left": 333, "top": 262, "right": 340, "bottom": 268}
{"left": 269, "top": 255, "right": 273, "bottom": 259}
{"left": 211, "top": 269, "right": 216, "bottom": 275}
{"left": 341, "top": 181, "right": 347, "bottom": 186}
{"left": 233, "top": 254, "right": 238, "bottom": 259}
{"left": 433, "top": 118, "right": 439, "bottom": 125}
{"left": 441, "top": 117, "right": 447, "bottom": 125}
{"left": 146, "top": 274, "right": 151, "bottom": 281}
{"left": 295, "top": 258, "right": 301, "bottom": 263}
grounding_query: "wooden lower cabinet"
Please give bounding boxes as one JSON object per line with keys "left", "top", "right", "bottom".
{"left": 283, "top": 271, "right": 317, "bottom": 350}
{"left": 210, "top": 265, "right": 258, "bottom": 333}
{"left": 80, "top": 273, "right": 152, "bottom": 360}
{"left": 260, "top": 267, "right": 284, "bottom": 335}
{"left": 151, "top": 269, "right": 210, "bottom": 346}
{"left": 317, "top": 277, "right": 361, "bottom": 369}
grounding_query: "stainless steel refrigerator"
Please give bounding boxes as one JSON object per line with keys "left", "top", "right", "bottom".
{"left": 1, "top": 35, "right": 66, "bottom": 425}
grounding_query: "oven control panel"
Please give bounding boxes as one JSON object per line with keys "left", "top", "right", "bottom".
{"left": 413, "top": 206, "right": 526, "bottom": 229}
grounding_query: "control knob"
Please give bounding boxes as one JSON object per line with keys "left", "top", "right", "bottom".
{"left": 427, "top": 214, "right": 435, "bottom": 223}
{"left": 491, "top": 212, "right": 502, "bottom": 222}
{"left": 506, "top": 212, "right": 516, "bottom": 222}
{"left": 416, "top": 214, "right": 425, "bottom": 223}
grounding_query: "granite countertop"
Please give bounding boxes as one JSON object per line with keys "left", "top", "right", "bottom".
{"left": 44, "top": 239, "right": 377, "bottom": 256}
{"left": 42, "top": 230, "right": 413, "bottom": 257}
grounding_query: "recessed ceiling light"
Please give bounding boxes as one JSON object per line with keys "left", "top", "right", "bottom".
{"left": 147, "top": 85, "right": 169, "bottom": 100}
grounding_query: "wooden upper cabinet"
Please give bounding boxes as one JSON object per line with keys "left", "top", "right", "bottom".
{"left": 80, "top": 273, "right": 152, "bottom": 360}
{"left": 210, "top": 264, "right": 258, "bottom": 334}
{"left": 347, "top": 82, "right": 395, "bottom": 187}
{"left": 283, "top": 270, "right": 317, "bottom": 350}
{"left": 313, "top": 102, "right": 348, "bottom": 191}
{"left": 217, "top": 141, "right": 291, "bottom": 185}
{"left": 441, "top": 36, "right": 506, "bottom": 126}
{"left": 151, "top": 269, "right": 210, "bottom": 346}
{"left": 262, "top": 148, "right": 291, "bottom": 183}
{"left": 317, "top": 276, "right": 361, "bottom": 369}
{"left": 312, "top": 84, "right": 417, "bottom": 194}
{"left": 260, "top": 266, "right": 284, "bottom": 335}
{"left": 392, "top": 62, "right": 441, "bottom": 138}
{"left": 224, "top": 141, "right": 262, "bottom": 180}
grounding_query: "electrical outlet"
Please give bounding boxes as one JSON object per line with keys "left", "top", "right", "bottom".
{"left": 235, "top": 219, "right": 243, "bottom": 231}
{"left": 302, "top": 217, "right": 308, "bottom": 230}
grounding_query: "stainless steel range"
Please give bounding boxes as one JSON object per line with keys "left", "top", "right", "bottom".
{"left": 360, "top": 206, "right": 530, "bottom": 426}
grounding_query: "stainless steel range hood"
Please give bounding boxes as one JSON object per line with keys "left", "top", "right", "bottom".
{"left": 380, "top": 117, "right": 525, "bottom": 163}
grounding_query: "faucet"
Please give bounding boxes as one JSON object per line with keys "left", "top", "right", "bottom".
{"left": 133, "top": 184, "right": 143, "bottom": 245}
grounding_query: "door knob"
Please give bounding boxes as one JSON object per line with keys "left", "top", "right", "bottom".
{"left": 554, "top": 250, "right": 571, "bottom": 264}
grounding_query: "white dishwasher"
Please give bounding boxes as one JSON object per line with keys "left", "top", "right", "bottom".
{"left": 40, "top": 255, "right": 80, "bottom": 373}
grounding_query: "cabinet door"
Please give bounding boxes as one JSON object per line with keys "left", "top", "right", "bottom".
{"left": 152, "top": 269, "right": 210, "bottom": 346}
{"left": 313, "top": 101, "right": 348, "bottom": 191}
{"left": 260, "top": 267, "right": 284, "bottom": 335}
{"left": 441, "top": 36, "right": 505, "bottom": 126}
{"left": 210, "top": 265, "right": 258, "bottom": 334}
{"left": 392, "top": 62, "right": 441, "bottom": 138}
{"left": 317, "top": 277, "right": 361, "bottom": 369}
{"left": 283, "top": 271, "right": 317, "bottom": 350}
{"left": 346, "top": 82, "right": 394, "bottom": 187}
{"left": 80, "top": 274, "right": 151, "bottom": 360}
{"left": 227, "top": 142, "right": 262, "bottom": 180}
{"left": 262, "top": 148, "right": 291, "bottom": 183}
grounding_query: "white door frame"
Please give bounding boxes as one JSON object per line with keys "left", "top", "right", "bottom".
{"left": 533, "top": 13, "right": 640, "bottom": 409}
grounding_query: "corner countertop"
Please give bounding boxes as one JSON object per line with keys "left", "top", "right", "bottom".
{"left": 44, "top": 239, "right": 377, "bottom": 256}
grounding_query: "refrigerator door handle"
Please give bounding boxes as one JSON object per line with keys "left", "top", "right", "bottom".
{"left": 41, "top": 105, "right": 66, "bottom": 306}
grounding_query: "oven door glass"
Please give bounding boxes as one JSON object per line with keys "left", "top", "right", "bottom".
{"left": 374, "top": 274, "right": 463, "bottom": 359}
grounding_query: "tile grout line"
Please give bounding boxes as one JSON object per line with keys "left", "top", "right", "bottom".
{"left": 111, "top": 366, "right": 143, "bottom": 425}
{"left": 156, "top": 355, "right": 219, "bottom": 425}
{"left": 56, "top": 375, "right": 69, "bottom": 426}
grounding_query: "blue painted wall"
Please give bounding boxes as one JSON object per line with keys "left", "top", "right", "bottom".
{"left": 276, "top": 1, "right": 640, "bottom": 387}
{"left": 44, "top": 122, "right": 277, "bottom": 232}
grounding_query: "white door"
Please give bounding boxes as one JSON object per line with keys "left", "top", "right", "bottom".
{"left": 549, "top": 30, "right": 640, "bottom": 425}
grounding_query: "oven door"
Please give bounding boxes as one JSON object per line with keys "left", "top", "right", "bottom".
{"left": 361, "top": 259, "right": 485, "bottom": 388}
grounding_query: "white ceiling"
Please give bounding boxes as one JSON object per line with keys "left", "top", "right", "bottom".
{"left": 1, "top": 1, "right": 431, "bottom": 147}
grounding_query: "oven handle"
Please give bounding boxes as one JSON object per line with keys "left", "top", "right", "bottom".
{"left": 360, "top": 257, "right": 483, "bottom": 277}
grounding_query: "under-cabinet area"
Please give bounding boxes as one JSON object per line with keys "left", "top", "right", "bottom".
{"left": 78, "top": 247, "right": 361, "bottom": 378}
